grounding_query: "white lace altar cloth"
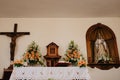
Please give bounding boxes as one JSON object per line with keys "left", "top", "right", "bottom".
{"left": 10, "top": 67, "right": 90, "bottom": 80}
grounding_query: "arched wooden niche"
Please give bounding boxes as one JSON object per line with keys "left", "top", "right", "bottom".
{"left": 86, "top": 23, "right": 120, "bottom": 70}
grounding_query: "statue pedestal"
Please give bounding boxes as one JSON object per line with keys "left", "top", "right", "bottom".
{"left": 2, "top": 65, "right": 13, "bottom": 80}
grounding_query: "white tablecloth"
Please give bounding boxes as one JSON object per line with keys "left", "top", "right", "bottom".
{"left": 10, "top": 67, "right": 90, "bottom": 80}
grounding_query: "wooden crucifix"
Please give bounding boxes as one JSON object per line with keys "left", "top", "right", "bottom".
{"left": 0, "top": 23, "right": 30, "bottom": 62}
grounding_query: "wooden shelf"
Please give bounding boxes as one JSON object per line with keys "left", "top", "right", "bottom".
{"left": 55, "top": 62, "right": 71, "bottom": 67}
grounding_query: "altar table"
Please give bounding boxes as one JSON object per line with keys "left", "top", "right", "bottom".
{"left": 10, "top": 67, "right": 90, "bottom": 80}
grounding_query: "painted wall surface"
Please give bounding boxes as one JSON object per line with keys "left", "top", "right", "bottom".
{"left": 0, "top": 18, "right": 120, "bottom": 80}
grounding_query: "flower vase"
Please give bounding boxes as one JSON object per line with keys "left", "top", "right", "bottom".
{"left": 28, "top": 62, "right": 41, "bottom": 67}
{"left": 28, "top": 63, "right": 34, "bottom": 66}
{"left": 69, "top": 59, "right": 77, "bottom": 67}
{"left": 71, "top": 63, "right": 77, "bottom": 67}
{"left": 23, "top": 62, "right": 28, "bottom": 67}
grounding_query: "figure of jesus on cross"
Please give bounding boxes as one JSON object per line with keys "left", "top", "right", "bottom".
{"left": 0, "top": 24, "right": 30, "bottom": 64}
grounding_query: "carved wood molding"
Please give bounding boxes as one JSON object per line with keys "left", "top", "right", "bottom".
{"left": 87, "top": 64, "right": 120, "bottom": 70}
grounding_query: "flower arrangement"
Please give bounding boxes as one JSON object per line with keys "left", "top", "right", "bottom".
{"left": 23, "top": 41, "right": 45, "bottom": 66}
{"left": 14, "top": 59, "right": 23, "bottom": 67}
{"left": 64, "top": 41, "right": 86, "bottom": 67}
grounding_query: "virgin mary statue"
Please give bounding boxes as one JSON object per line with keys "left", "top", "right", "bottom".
{"left": 94, "top": 33, "right": 110, "bottom": 63}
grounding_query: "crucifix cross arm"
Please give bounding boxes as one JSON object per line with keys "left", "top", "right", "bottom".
{"left": 0, "top": 24, "right": 30, "bottom": 37}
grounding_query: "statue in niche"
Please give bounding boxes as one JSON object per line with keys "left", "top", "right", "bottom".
{"left": 86, "top": 23, "right": 120, "bottom": 70}
{"left": 94, "top": 33, "right": 111, "bottom": 64}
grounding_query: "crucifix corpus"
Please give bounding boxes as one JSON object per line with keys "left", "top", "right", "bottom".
{"left": 0, "top": 23, "right": 30, "bottom": 63}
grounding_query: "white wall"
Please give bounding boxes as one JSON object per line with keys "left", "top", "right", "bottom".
{"left": 0, "top": 18, "right": 120, "bottom": 80}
